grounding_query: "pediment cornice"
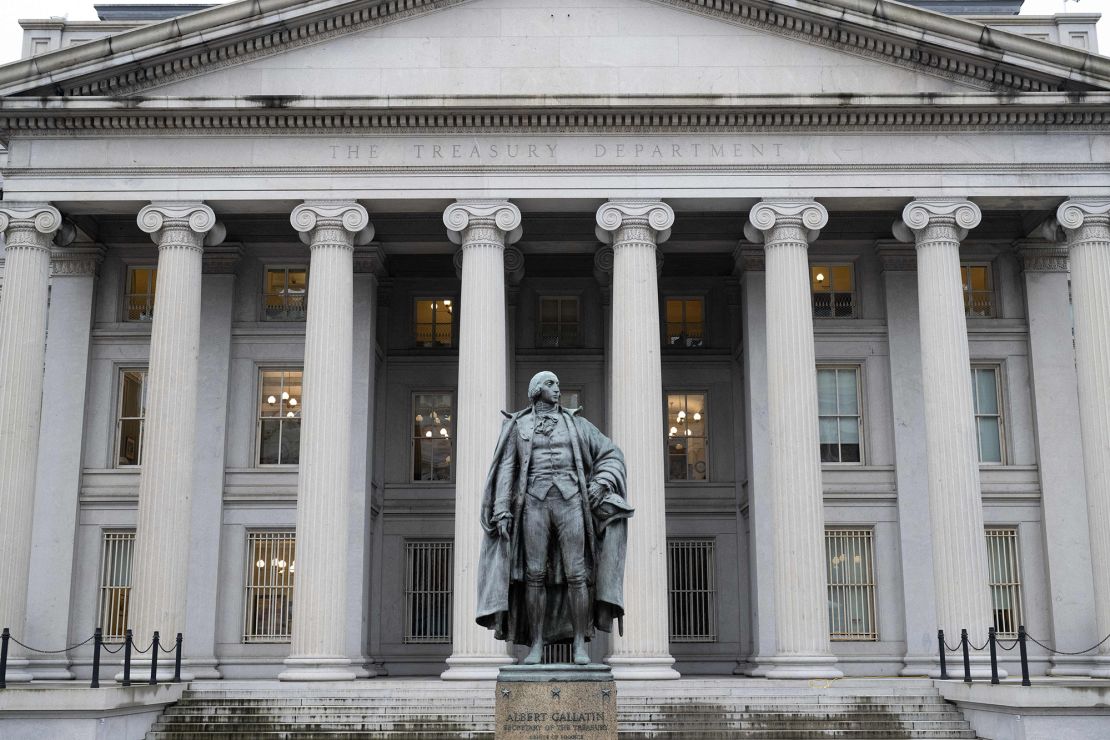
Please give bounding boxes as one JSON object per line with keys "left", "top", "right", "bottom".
{"left": 1, "top": 0, "right": 1108, "bottom": 100}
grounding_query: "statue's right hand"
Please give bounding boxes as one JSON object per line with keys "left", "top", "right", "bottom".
{"left": 497, "top": 518, "right": 511, "bottom": 540}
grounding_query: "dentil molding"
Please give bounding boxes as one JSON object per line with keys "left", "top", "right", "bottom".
{"left": 595, "top": 200, "right": 675, "bottom": 245}
{"left": 743, "top": 199, "right": 828, "bottom": 244}
{"left": 893, "top": 198, "right": 982, "bottom": 243}
{"left": 443, "top": 200, "right": 522, "bottom": 246}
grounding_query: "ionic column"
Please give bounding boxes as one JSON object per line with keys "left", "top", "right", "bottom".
{"left": 280, "top": 201, "right": 372, "bottom": 681}
{"left": 1054, "top": 198, "right": 1110, "bottom": 678}
{"left": 894, "top": 199, "right": 994, "bottom": 671}
{"left": 0, "top": 203, "right": 68, "bottom": 683}
{"left": 744, "top": 200, "right": 841, "bottom": 679}
{"left": 596, "top": 200, "right": 679, "bottom": 680}
{"left": 441, "top": 200, "right": 520, "bottom": 680}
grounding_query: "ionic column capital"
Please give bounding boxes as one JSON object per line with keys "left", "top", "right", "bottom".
{"left": 452, "top": 244, "right": 523, "bottom": 280}
{"left": 744, "top": 199, "right": 827, "bottom": 246}
{"left": 0, "top": 203, "right": 70, "bottom": 252}
{"left": 50, "top": 246, "right": 106, "bottom": 277}
{"left": 138, "top": 202, "right": 225, "bottom": 249}
{"left": 595, "top": 199, "right": 674, "bottom": 246}
{"left": 291, "top": 201, "right": 373, "bottom": 248}
{"left": 893, "top": 199, "right": 981, "bottom": 244}
{"left": 443, "top": 200, "right": 522, "bottom": 247}
{"left": 1056, "top": 198, "right": 1110, "bottom": 244}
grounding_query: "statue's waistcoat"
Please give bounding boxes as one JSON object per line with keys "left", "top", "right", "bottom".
{"left": 521, "top": 412, "right": 579, "bottom": 500}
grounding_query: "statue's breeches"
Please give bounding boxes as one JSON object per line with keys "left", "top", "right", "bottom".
{"left": 523, "top": 488, "right": 587, "bottom": 587}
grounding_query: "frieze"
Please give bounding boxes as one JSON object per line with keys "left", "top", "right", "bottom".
{"left": 1019, "top": 246, "right": 1069, "bottom": 273}
{"left": 51, "top": 246, "right": 105, "bottom": 277}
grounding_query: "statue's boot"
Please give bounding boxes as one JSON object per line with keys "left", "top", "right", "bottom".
{"left": 569, "top": 583, "right": 590, "bottom": 665}
{"left": 523, "top": 584, "right": 545, "bottom": 665}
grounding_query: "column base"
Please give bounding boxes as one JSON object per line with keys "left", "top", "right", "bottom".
{"left": 440, "top": 654, "right": 513, "bottom": 680}
{"left": 901, "top": 654, "right": 939, "bottom": 677}
{"left": 764, "top": 655, "right": 843, "bottom": 679}
{"left": 279, "top": 656, "right": 356, "bottom": 682}
{"left": 1088, "top": 656, "right": 1110, "bottom": 678}
{"left": 608, "top": 655, "right": 680, "bottom": 680}
{"left": 114, "top": 659, "right": 195, "bottom": 683}
{"left": 1049, "top": 655, "right": 1094, "bottom": 676}
{"left": 2, "top": 657, "right": 33, "bottom": 683}
{"left": 29, "top": 657, "right": 75, "bottom": 680}
{"left": 736, "top": 655, "right": 775, "bottom": 677}
{"left": 184, "top": 658, "right": 222, "bottom": 680}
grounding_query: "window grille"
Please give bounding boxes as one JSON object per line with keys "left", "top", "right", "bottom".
{"left": 97, "top": 530, "right": 135, "bottom": 641}
{"left": 115, "top": 369, "right": 147, "bottom": 467}
{"left": 262, "top": 266, "right": 308, "bottom": 321}
{"left": 542, "top": 643, "right": 572, "bottom": 664}
{"left": 124, "top": 266, "right": 157, "bottom": 322}
{"left": 412, "top": 393, "right": 453, "bottom": 481}
{"left": 811, "top": 264, "right": 856, "bottom": 318}
{"left": 666, "top": 393, "right": 708, "bottom": 481}
{"left": 404, "top": 541, "right": 452, "bottom": 643}
{"left": 825, "top": 528, "right": 877, "bottom": 641}
{"left": 962, "top": 264, "right": 994, "bottom": 317}
{"left": 414, "top": 298, "right": 454, "bottom": 347}
{"left": 667, "top": 539, "right": 717, "bottom": 642}
{"left": 664, "top": 297, "right": 705, "bottom": 347}
{"left": 986, "top": 528, "right": 1023, "bottom": 638}
{"left": 258, "top": 369, "right": 303, "bottom": 465}
{"left": 817, "top": 367, "right": 862, "bottom": 463}
{"left": 971, "top": 366, "right": 1004, "bottom": 464}
{"left": 538, "top": 296, "right": 580, "bottom": 347}
{"left": 243, "top": 531, "right": 296, "bottom": 643}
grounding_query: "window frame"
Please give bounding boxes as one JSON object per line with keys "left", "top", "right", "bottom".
{"left": 985, "top": 526, "right": 1024, "bottom": 638}
{"left": 662, "top": 296, "right": 706, "bottom": 349}
{"left": 825, "top": 527, "right": 879, "bottom": 642}
{"left": 666, "top": 537, "right": 718, "bottom": 643}
{"left": 961, "top": 262, "right": 996, "bottom": 319}
{"left": 537, "top": 295, "right": 582, "bottom": 348}
{"left": 665, "top": 390, "right": 709, "bottom": 483}
{"left": 255, "top": 367, "right": 304, "bottom": 468}
{"left": 816, "top": 364, "right": 865, "bottom": 465}
{"left": 261, "top": 265, "right": 309, "bottom": 322}
{"left": 971, "top": 363, "right": 1006, "bottom": 466}
{"left": 412, "top": 297, "right": 456, "bottom": 348}
{"left": 403, "top": 539, "right": 454, "bottom": 644}
{"left": 410, "top": 390, "right": 455, "bottom": 483}
{"left": 810, "top": 262, "right": 858, "bottom": 319}
{"left": 97, "top": 528, "right": 135, "bottom": 642}
{"left": 114, "top": 367, "right": 148, "bottom": 468}
{"left": 242, "top": 529, "right": 297, "bottom": 644}
{"left": 122, "top": 265, "right": 158, "bottom": 323}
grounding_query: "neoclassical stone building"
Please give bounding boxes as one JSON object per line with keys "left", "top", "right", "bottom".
{"left": 0, "top": 0, "right": 1108, "bottom": 684}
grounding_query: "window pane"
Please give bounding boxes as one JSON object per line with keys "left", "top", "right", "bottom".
{"left": 560, "top": 298, "right": 578, "bottom": 323}
{"left": 280, "top": 420, "right": 301, "bottom": 465}
{"left": 259, "top": 419, "right": 282, "bottom": 465}
{"left": 686, "top": 438, "right": 707, "bottom": 481}
{"left": 836, "top": 370, "right": 858, "bottom": 413}
{"left": 831, "top": 265, "right": 853, "bottom": 292}
{"left": 258, "top": 370, "right": 302, "bottom": 464}
{"left": 978, "top": 418, "right": 1002, "bottom": 463}
{"left": 120, "top": 371, "right": 144, "bottom": 418}
{"left": 684, "top": 299, "right": 703, "bottom": 324}
{"left": 540, "top": 298, "right": 559, "bottom": 322}
{"left": 819, "top": 416, "right": 839, "bottom": 445}
{"left": 243, "top": 532, "right": 296, "bottom": 642}
{"left": 839, "top": 442, "right": 861, "bottom": 463}
{"left": 826, "top": 529, "right": 877, "bottom": 640}
{"left": 838, "top": 416, "right": 860, "bottom": 444}
{"left": 811, "top": 266, "right": 830, "bottom": 293}
{"left": 413, "top": 393, "right": 453, "bottom": 480}
{"left": 975, "top": 370, "right": 998, "bottom": 414}
{"left": 116, "top": 370, "right": 147, "bottom": 467}
{"left": 665, "top": 299, "right": 684, "bottom": 324}
{"left": 817, "top": 370, "right": 837, "bottom": 415}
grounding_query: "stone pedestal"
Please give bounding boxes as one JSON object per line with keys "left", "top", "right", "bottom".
{"left": 496, "top": 665, "right": 617, "bottom": 740}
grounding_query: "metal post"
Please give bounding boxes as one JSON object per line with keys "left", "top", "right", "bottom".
{"left": 1018, "top": 625, "right": 1031, "bottom": 687}
{"left": 938, "top": 629, "right": 949, "bottom": 680}
{"left": 0, "top": 627, "right": 9, "bottom": 690}
{"left": 989, "top": 627, "right": 999, "bottom": 684}
{"left": 149, "top": 631, "right": 159, "bottom": 685}
{"left": 173, "top": 633, "right": 182, "bottom": 683}
{"left": 122, "top": 629, "right": 133, "bottom": 687}
{"left": 90, "top": 627, "right": 102, "bottom": 689}
{"left": 961, "top": 628, "right": 972, "bottom": 684}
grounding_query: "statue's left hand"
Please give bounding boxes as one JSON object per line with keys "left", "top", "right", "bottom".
{"left": 587, "top": 481, "right": 607, "bottom": 507}
{"left": 497, "top": 517, "right": 511, "bottom": 540}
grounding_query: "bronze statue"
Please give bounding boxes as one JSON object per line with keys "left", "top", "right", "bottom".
{"left": 476, "top": 371, "right": 632, "bottom": 665}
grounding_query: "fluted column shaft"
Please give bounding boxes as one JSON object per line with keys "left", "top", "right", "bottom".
{"left": 281, "top": 202, "right": 370, "bottom": 681}
{"left": 896, "top": 199, "right": 994, "bottom": 660}
{"left": 1056, "top": 199, "right": 1110, "bottom": 676}
{"left": 746, "top": 200, "right": 841, "bottom": 679}
{"left": 0, "top": 204, "right": 64, "bottom": 682}
{"left": 442, "top": 200, "right": 519, "bottom": 680}
{"left": 597, "top": 200, "right": 679, "bottom": 679}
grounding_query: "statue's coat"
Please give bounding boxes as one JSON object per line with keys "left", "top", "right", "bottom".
{"left": 476, "top": 406, "right": 631, "bottom": 646}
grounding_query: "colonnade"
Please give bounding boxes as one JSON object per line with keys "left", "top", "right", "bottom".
{"left": 0, "top": 196, "right": 1108, "bottom": 681}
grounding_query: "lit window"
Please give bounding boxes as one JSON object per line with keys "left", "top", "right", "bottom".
{"left": 262, "top": 267, "right": 307, "bottom": 321}
{"left": 664, "top": 297, "right": 705, "bottom": 347}
{"left": 825, "top": 528, "right": 877, "bottom": 641}
{"left": 811, "top": 264, "right": 856, "bottom": 318}
{"left": 124, "top": 267, "right": 157, "bottom": 322}
{"left": 986, "top": 528, "right": 1023, "bottom": 638}
{"left": 115, "top": 369, "right": 147, "bottom": 467}
{"left": 258, "top": 370, "right": 303, "bottom": 466}
{"left": 667, "top": 539, "right": 717, "bottom": 642}
{"left": 97, "top": 530, "right": 135, "bottom": 641}
{"left": 538, "top": 296, "right": 580, "bottom": 347}
{"left": 243, "top": 531, "right": 296, "bottom": 643}
{"left": 666, "top": 393, "right": 707, "bottom": 481}
{"left": 962, "top": 264, "right": 994, "bottom": 318}
{"left": 971, "top": 366, "right": 1004, "bottom": 464}
{"left": 404, "top": 541, "right": 452, "bottom": 643}
{"left": 414, "top": 298, "right": 454, "bottom": 347}
{"left": 413, "top": 393, "right": 453, "bottom": 481}
{"left": 817, "top": 367, "right": 862, "bottom": 463}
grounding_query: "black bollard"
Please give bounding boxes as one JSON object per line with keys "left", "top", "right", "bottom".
{"left": 173, "top": 633, "right": 183, "bottom": 683}
{"left": 961, "top": 628, "right": 972, "bottom": 684}
{"left": 90, "top": 628, "right": 103, "bottom": 689}
{"left": 149, "top": 631, "right": 159, "bottom": 685}
{"left": 938, "top": 629, "right": 949, "bottom": 680}
{"left": 122, "top": 629, "right": 133, "bottom": 687}
{"left": 0, "top": 627, "right": 9, "bottom": 690}
{"left": 989, "top": 627, "right": 999, "bottom": 685}
{"left": 1018, "top": 625, "right": 1031, "bottom": 687}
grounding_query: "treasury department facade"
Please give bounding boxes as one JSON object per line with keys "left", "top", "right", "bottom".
{"left": 1, "top": 0, "right": 1109, "bottom": 684}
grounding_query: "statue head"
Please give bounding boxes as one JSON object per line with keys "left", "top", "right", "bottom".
{"left": 528, "top": 370, "right": 561, "bottom": 405}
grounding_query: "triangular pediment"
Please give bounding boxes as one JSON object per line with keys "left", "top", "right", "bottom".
{"left": 1, "top": 0, "right": 1108, "bottom": 101}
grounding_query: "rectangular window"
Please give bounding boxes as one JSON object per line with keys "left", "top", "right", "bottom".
{"left": 413, "top": 393, "right": 453, "bottom": 481}
{"left": 115, "top": 369, "right": 147, "bottom": 467}
{"left": 817, "top": 367, "right": 862, "bottom": 463}
{"left": 243, "top": 531, "right": 296, "bottom": 643}
{"left": 258, "top": 370, "right": 303, "bottom": 466}
{"left": 666, "top": 393, "right": 707, "bottom": 481}
{"left": 986, "top": 528, "right": 1023, "bottom": 638}
{"left": 962, "top": 264, "right": 994, "bottom": 318}
{"left": 538, "top": 296, "right": 580, "bottom": 347}
{"left": 667, "top": 539, "right": 717, "bottom": 642}
{"left": 560, "top": 388, "right": 582, "bottom": 412}
{"left": 414, "top": 298, "right": 454, "bottom": 347}
{"left": 97, "top": 530, "right": 135, "bottom": 641}
{"left": 825, "top": 528, "right": 878, "bottom": 641}
{"left": 124, "top": 267, "right": 157, "bottom": 322}
{"left": 811, "top": 264, "right": 856, "bottom": 318}
{"left": 404, "top": 541, "right": 452, "bottom": 644}
{"left": 971, "top": 366, "right": 1004, "bottom": 464}
{"left": 664, "top": 297, "right": 705, "bottom": 348}
{"left": 262, "top": 266, "right": 308, "bottom": 321}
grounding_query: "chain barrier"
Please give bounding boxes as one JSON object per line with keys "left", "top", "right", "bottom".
{"left": 9, "top": 634, "right": 96, "bottom": 654}
{"left": 938, "top": 625, "right": 1110, "bottom": 687}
